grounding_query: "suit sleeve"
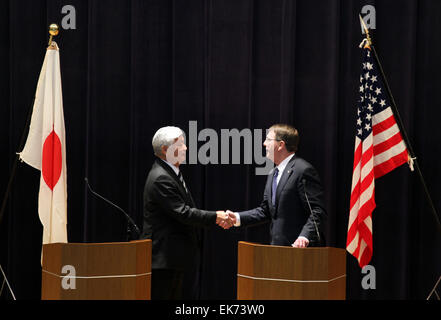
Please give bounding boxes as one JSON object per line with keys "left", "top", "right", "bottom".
{"left": 153, "top": 175, "right": 217, "bottom": 227}
{"left": 297, "top": 166, "right": 327, "bottom": 244}
{"left": 238, "top": 176, "right": 271, "bottom": 227}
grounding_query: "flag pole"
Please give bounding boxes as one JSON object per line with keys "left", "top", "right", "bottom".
{"left": 358, "top": 15, "right": 441, "bottom": 233}
{"left": 0, "top": 24, "right": 60, "bottom": 226}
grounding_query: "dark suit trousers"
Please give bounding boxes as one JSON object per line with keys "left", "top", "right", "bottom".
{"left": 151, "top": 269, "right": 184, "bottom": 300}
{"left": 151, "top": 268, "right": 200, "bottom": 300}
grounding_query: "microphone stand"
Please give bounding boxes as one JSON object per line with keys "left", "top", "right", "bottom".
{"left": 302, "top": 178, "right": 322, "bottom": 246}
{"left": 84, "top": 178, "right": 140, "bottom": 241}
{"left": 0, "top": 264, "right": 16, "bottom": 300}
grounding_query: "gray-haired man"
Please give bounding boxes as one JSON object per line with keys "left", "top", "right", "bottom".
{"left": 141, "top": 126, "right": 230, "bottom": 300}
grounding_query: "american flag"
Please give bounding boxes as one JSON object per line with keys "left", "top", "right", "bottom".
{"left": 346, "top": 44, "right": 409, "bottom": 267}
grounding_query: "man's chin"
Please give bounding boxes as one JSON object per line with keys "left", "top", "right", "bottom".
{"left": 266, "top": 152, "right": 274, "bottom": 162}
{"left": 177, "top": 156, "right": 186, "bottom": 165}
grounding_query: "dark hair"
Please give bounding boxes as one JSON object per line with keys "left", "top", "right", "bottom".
{"left": 269, "top": 124, "right": 299, "bottom": 153}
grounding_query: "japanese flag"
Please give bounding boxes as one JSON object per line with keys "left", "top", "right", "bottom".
{"left": 19, "top": 42, "right": 67, "bottom": 245}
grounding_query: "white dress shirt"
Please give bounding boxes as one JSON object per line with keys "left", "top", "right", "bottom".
{"left": 160, "top": 158, "right": 180, "bottom": 176}
{"left": 233, "top": 153, "right": 294, "bottom": 226}
{"left": 232, "top": 153, "right": 309, "bottom": 244}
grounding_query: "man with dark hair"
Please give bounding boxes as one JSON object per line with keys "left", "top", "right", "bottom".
{"left": 221, "top": 124, "right": 327, "bottom": 247}
{"left": 268, "top": 123, "right": 300, "bottom": 152}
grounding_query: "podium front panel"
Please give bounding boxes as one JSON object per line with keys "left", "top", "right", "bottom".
{"left": 237, "top": 241, "right": 346, "bottom": 300}
{"left": 41, "top": 240, "right": 151, "bottom": 300}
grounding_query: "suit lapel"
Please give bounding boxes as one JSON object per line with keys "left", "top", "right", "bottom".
{"left": 265, "top": 171, "right": 275, "bottom": 211}
{"left": 156, "top": 159, "right": 193, "bottom": 205}
{"left": 262, "top": 171, "right": 277, "bottom": 218}
{"left": 275, "top": 155, "right": 297, "bottom": 207}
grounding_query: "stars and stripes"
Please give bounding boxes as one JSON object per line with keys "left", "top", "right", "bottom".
{"left": 346, "top": 44, "right": 409, "bottom": 267}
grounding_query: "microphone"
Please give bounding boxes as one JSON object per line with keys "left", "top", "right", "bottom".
{"left": 84, "top": 177, "right": 141, "bottom": 238}
{"left": 302, "top": 178, "right": 321, "bottom": 246}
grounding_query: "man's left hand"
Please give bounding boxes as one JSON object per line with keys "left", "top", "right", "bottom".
{"left": 291, "top": 237, "right": 309, "bottom": 248}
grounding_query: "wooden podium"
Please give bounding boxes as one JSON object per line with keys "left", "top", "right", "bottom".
{"left": 41, "top": 240, "right": 151, "bottom": 300}
{"left": 237, "top": 241, "right": 346, "bottom": 300}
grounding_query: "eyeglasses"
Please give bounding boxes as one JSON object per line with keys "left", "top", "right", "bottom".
{"left": 265, "top": 137, "right": 281, "bottom": 142}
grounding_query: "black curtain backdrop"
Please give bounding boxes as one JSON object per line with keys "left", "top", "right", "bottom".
{"left": 1, "top": 0, "right": 440, "bottom": 300}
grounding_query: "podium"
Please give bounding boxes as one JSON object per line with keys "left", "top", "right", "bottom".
{"left": 41, "top": 240, "right": 151, "bottom": 300}
{"left": 237, "top": 241, "right": 346, "bottom": 300}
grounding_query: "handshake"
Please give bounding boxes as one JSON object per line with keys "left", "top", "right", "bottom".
{"left": 215, "top": 210, "right": 237, "bottom": 229}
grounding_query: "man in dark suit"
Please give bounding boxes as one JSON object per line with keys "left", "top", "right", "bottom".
{"left": 221, "top": 124, "right": 326, "bottom": 247}
{"left": 141, "top": 126, "right": 231, "bottom": 300}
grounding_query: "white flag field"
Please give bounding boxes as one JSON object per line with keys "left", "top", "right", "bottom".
{"left": 19, "top": 42, "right": 67, "bottom": 245}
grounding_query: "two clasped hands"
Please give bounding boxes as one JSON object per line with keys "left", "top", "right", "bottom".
{"left": 215, "top": 210, "right": 237, "bottom": 229}
{"left": 215, "top": 210, "right": 309, "bottom": 248}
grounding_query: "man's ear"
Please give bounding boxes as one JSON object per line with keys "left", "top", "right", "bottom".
{"left": 278, "top": 140, "right": 286, "bottom": 152}
{"left": 161, "top": 145, "right": 168, "bottom": 157}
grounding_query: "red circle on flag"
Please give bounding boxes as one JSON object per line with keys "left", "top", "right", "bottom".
{"left": 42, "top": 130, "right": 62, "bottom": 190}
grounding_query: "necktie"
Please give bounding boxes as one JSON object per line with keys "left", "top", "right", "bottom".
{"left": 271, "top": 168, "right": 279, "bottom": 206}
{"left": 178, "top": 172, "right": 189, "bottom": 194}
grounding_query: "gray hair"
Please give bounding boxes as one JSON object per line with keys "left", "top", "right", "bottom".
{"left": 152, "top": 126, "right": 185, "bottom": 156}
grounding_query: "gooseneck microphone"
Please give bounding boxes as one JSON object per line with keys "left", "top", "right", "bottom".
{"left": 84, "top": 177, "right": 140, "bottom": 238}
{"left": 302, "top": 178, "right": 321, "bottom": 245}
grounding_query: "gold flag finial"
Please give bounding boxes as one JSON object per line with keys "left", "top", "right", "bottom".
{"left": 48, "top": 24, "right": 59, "bottom": 46}
{"left": 358, "top": 14, "right": 372, "bottom": 46}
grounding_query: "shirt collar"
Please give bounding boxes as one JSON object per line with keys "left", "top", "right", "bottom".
{"left": 276, "top": 153, "right": 295, "bottom": 175}
{"left": 160, "top": 158, "right": 180, "bottom": 176}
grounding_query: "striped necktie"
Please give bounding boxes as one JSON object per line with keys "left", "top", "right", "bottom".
{"left": 178, "top": 172, "right": 189, "bottom": 194}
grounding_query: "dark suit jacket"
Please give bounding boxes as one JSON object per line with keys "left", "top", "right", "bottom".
{"left": 141, "top": 158, "right": 217, "bottom": 270}
{"left": 239, "top": 155, "right": 327, "bottom": 246}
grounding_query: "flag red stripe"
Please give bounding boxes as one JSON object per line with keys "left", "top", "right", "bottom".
{"left": 372, "top": 114, "right": 396, "bottom": 135}
{"left": 352, "top": 244, "right": 360, "bottom": 259}
{"left": 346, "top": 221, "right": 358, "bottom": 246}
{"left": 358, "top": 247, "right": 372, "bottom": 267}
{"left": 349, "top": 165, "right": 373, "bottom": 212}
{"left": 374, "top": 149, "right": 408, "bottom": 178}
{"left": 349, "top": 180, "right": 360, "bottom": 211}
{"left": 360, "top": 144, "right": 373, "bottom": 168}
{"left": 348, "top": 193, "right": 375, "bottom": 242}
{"left": 357, "top": 192, "right": 376, "bottom": 223}
{"left": 359, "top": 168, "right": 374, "bottom": 200}
{"left": 358, "top": 221, "right": 373, "bottom": 246}
{"left": 373, "top": 131, "right": 404, "bottom": 156}
{"left": 357, "top": 222, "right": 373, "bottom": 268}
